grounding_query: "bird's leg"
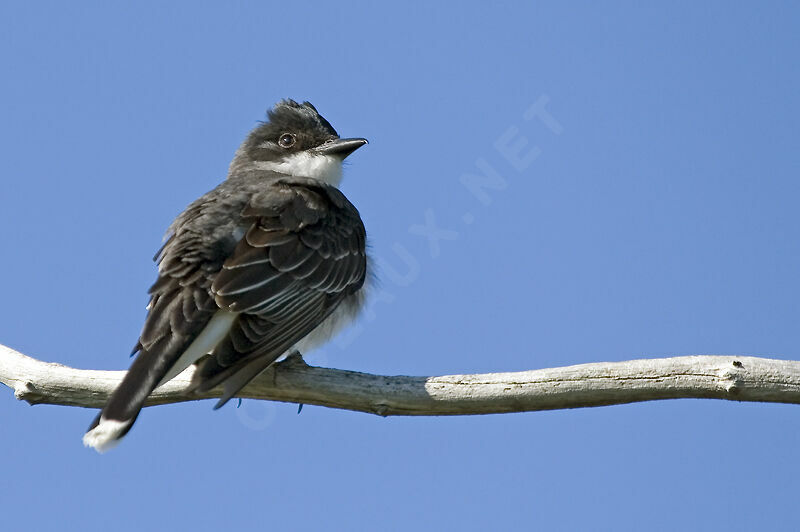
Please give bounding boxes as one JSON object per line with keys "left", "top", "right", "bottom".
{"left": 277, "top": 350, "right": 309, "bottom": 414}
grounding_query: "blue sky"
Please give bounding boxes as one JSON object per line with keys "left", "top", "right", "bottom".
{"left": 1, "top": 2, "right": 799, "bottom": 530}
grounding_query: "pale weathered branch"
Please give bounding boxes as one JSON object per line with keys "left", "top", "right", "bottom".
{"left": 2, "top": 343, "right": 800, "bottom": 416}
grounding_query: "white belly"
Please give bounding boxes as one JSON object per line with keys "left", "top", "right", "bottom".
{"left": 293, "top": 289, "right": 366, "bottom": 355}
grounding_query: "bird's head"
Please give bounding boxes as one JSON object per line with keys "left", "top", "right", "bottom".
{"left": 229, "top": 99, "right": 368, "bottom": 186}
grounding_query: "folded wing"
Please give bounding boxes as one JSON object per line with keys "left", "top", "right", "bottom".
{"left": 192, "top": 179, "right": 367, "bottom": 407}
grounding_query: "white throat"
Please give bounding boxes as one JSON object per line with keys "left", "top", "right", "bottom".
{"left": 255, "top": 152, "right": 344, "bottom": 187}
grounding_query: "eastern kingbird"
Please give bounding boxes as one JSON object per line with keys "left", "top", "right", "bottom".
{"left": 83, "top": 100, "right": 368, "bottom": 452}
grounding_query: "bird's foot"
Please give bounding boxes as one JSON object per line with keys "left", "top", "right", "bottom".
{"left": 278, "top": 350, "right": 310, "bottom": 369}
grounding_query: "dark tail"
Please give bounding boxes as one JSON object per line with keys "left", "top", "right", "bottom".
{"left": 83, "top": 340, "right": 181, "bottom": 452}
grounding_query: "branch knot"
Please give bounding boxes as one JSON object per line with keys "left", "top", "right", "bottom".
{"left": 14, "top": 381, "right": 44, "bottom": 403}
{"left": 719, "top": 360, "right": 746, "bottom": 394}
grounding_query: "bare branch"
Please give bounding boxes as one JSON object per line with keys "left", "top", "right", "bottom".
{"left": 2, "top": 343, "right": 800, "bottom": 416}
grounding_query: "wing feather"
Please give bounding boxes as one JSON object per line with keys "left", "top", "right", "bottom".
{"left": 192, "top": 179, "right": 366, "bottom": 401}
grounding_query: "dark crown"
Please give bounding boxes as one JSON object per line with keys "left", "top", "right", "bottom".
{"left": 265, "top": 99, "right": 339, "bottom": 138}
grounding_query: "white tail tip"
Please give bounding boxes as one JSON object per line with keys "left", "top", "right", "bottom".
{"left": 83, "top": 417, "right": 131, "bottom": 453}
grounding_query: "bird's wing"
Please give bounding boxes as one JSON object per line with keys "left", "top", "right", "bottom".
{"left": 191, "top": 179, "right": 367, "bottom": 407}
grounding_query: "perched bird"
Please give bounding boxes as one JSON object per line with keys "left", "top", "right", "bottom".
{"left": 83, "top": 100, "right": 368, "bottom": 452}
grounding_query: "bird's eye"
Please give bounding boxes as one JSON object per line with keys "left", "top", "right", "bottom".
{"left": 278, "top": 133, "right": 296, "bottom": 148}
